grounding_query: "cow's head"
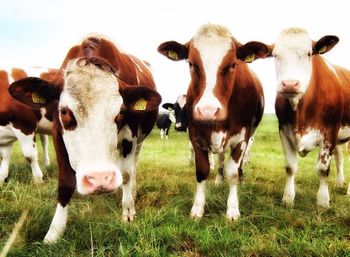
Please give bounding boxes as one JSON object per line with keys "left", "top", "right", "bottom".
{"left": 158, "top": 24, "right": 269, "bottom": 122}
{"left": 268, "top": 28, "right": 339, "bottom": 108}
{"left": 173, "top": 94, "right": 188, "bottom": 131}
{"left": 9, "top": 57, "right": 161, "bottom": 195}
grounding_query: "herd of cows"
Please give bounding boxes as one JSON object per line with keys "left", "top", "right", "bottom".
{"left": 1, "top": 24, "right": 350, "bottom": 243}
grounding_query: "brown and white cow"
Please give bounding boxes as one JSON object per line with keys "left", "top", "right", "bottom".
{"left": 158, "top": 24, "right": 268, "bottom": 219}
{"left": 260, "top": 28, "right": 350, "bottom": 207}
{"left": 9, "top": 35, "right": 161, "bottom": 243}
{"left": 0, "top": 67, "right": 54, "bottom": 184}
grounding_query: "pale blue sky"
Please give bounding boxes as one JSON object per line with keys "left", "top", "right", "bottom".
{"left": 1, "top": 0, "right": 349, "bottom": 113}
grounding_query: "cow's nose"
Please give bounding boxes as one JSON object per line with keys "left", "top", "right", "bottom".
{"left": 82, "top": 171, "right": 116, "bottom": 194}
{"left": 281, "top": 80, "right": 300, "bottom": 94}
{"left": 195, "top": 104, "right": 220, "bottom": 121}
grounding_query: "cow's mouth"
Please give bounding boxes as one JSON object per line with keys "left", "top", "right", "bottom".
{"left": 88, "top": 188, "right": 115, "bottom": 195}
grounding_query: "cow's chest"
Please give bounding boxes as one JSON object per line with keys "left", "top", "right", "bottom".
{"left": 196, "top": 128, "right": 246, "bottom": 154}
{"left": 282, "top": 125, "right": 323, "bottom": 156}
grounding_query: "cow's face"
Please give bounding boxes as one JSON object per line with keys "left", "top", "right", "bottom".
{"left": 158, "top": 24, "right": 269, "bottom": 122}
{"left": 272, "top": 28, "right": 339, "bottom": 107}
{"left": 9, "top": 57, "right": 161, "bottom": 195}
{"left": 59, "top": 59, "right": 122, "bottom": 195}
{"left": 174, "top": 94, "right": 187, "bottom": 131}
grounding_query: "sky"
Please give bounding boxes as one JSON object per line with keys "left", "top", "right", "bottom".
{"left": 1, "top": 0, "right": 349, "bottom": 113}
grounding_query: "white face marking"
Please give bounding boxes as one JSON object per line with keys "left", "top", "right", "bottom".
{"left": 273, "top": 28, "right": 313, "bottom": 95}
{"left": 60, "top": 59, "right": 123, "bottom": 194}
{"left": 193, "top": 25, "right": 232, "bottom": 112}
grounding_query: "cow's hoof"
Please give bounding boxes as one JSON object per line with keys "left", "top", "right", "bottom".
{"left": 43, "top": 231, "right": 60, "bottom": 244}
{"left": 122, "top": 207, "right": 136, "bottom": 222}
{"left": 190, "top": 206, "right": 204, "bottom": 219}
{"left": 33, "top": 177, "right": 44, "bottom": 184}
{"left": 226, "top": 208, "right": 240, "bottom": 221}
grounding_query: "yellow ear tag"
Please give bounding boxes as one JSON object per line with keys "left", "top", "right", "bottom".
{"left": 244, "top": 53, "right": 255, "bottom": 63}
{"left": 168, "top": 50, "right": 178, "bottom": 60}
{"left": 318, "top": 46, "right": 327, "bottom": 54}
{"left": 32, "top": 92, "right": 46, "bottom": 104}
{"left": 133, "top": 98, "right": 147, "bottom": 111}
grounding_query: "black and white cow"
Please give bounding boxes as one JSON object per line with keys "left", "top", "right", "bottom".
{"left": 156, "top": 104, "right": 175, "bottom": 139}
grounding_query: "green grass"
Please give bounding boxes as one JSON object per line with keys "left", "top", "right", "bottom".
{"left": 2, "top": 114, "right": 350, "bottom": 256}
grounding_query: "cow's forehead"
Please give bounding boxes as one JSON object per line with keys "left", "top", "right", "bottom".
{"left": 193, "top": 24, "right": 233, "bottom": 58}
{"left": 274, "top": 28, "right": 312, "bottom": 56}
{"left": 61, "top": 59, "right": 120, "bottom": 116}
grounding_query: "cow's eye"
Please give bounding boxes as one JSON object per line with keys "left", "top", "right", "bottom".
{"left": 59, "top": 107, "right": 77, "bottom": 130}
{"left": 188, "top": 61, "right": 200, "bottom": 75}
{"left": 222, "top": 64, "right": 235, "bottom": 76}
{"left": 60, "top": 108, "right": 68, "bottom": 116}
{"left": 307, "top": 51, "right": 312, "bottom": 58}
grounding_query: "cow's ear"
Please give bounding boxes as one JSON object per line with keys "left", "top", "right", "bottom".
{"left": 237, "top": 41, "right": 271, "bottom": 63}
{"left": 313, "top": 35, "right": 339, "bottom": 55}
{"left": 9, "top": 77, "right": 61, "bottom": 108}
{"left": 162, "top": 103, "right": 174, "bottom": 111}
{"left": 157, "top": 41, "right": 188, "bottom": 61}
{"left": 121, "top": 86, "right": 162, "bottom": 112}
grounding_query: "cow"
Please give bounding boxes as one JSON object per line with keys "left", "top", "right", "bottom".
{"left": 164, "top": 94, "right": 255, "bottom": 178}
{"left": 169, "top": 94, "right": 188, "bottom": 132}
{"left": 9, "top": 35, "right": 162, "bottom": 243}
{"left": 158, "top": 24, "right": 268, "bottom": 219}
{"left": 156, "top": 104, "right": 175, "bottom": 139}
{"left": 0, "top": 67, "right": 54, "bottom": 184}
{"left": 259, "top": 27, "right": 350, "bottom": 207}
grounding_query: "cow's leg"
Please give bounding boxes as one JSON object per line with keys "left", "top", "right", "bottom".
{"left": 0, "top": 144, "right": 14, "bottom": 184}
{"left": 209, "top": 152, "right": 215, "bottom": 171}
{"left": 15, "top": 130, "right": 43, "bottom": 184}
{"left": 190, "top": 145, "right": 210, "bottom": 218}
{"left": 44, "top": 130, "right": 76, "bottom": 244}
{"left": 279, "top": 129, "right": 298, "bottom": 205}
{"left": 334, "top": 145, "right": 345, "bottom": 187}
{"left": 165, "top": 127, "right": 169, "bottom": 140}
{"left": 189, "top": 142, "right": 195, "bottom": 164}
{"left": 214, "top": 152, "right": 225, "bottom": 185}
{"left": 242, "top": 136, "right": 254, "bottom": 165}
{"left": 39, "top": 134, "right": 51, "bottom": 166}
{"left": 44, "top": 181, "right": 75, "bottom": 243}
{"left": 119, "top": 137, "right": 138, "bottom": 222}
{"left": 226, "top": 140, "right": 247, "bottom": 221}
{"left": 316, "top": 142, "right": 333, "bottom": 208}
{"left": 160, "top": 129, "right": 164, "bottom": 139}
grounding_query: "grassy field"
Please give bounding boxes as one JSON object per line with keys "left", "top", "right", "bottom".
{"left": 1, "top": 114, "right": 350, "bottom": 256}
